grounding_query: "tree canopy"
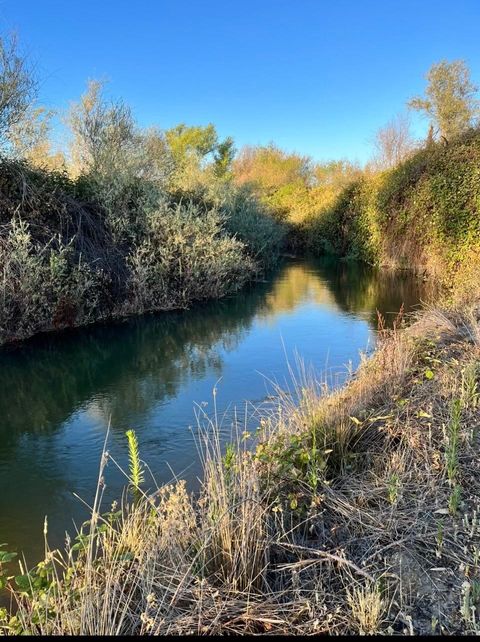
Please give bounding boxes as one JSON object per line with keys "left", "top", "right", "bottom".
{"left": 409, "top": 60, "right": 479, "bottom": 141}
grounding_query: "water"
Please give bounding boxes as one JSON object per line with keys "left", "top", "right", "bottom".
{"left": 0, "top": 257, "right": 428, "bottom": 565}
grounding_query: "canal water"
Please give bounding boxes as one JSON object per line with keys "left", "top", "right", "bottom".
{"left": 0, "top": 257, "right": 429, "bottom": 565}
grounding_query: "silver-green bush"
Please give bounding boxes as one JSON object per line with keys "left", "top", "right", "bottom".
{"left": 127, "top": 199, "right": 256, "bottom": 312}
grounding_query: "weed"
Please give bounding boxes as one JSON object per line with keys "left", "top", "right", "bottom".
{"left": 445, "top": 399, "right": 462, "bottom": 485}
{"left": 449, "top": 484, "right": 462, "bottom": 516}
{"left": 387, "top": 472, "right": 400, "bottom": 505}
{"left": 126, "top": 429, "right": 144, "bottom": 501}
{"left": 462, "top": 360, "right": 479, "bottom": 410}
{"left": 347, "top": 583, "right": 384, "bottom": 635}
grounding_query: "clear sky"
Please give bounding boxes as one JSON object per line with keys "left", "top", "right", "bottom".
{"left": 1, "top": 0, "right": 480, "bottom": 164}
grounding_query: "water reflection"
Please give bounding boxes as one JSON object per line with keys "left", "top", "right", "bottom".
{"left": 0, "top": 258, "right": 429, "bottom": 563}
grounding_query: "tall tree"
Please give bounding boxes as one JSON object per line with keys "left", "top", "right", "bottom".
{"left": 233, "top": 144, "right": 312, "bottom": 195}
{"left": 314, "top": 159, "right": 362, "bottom": 189}
{"left": 164, "top": 123, "right": 218, "bottom": 164}
{"left": 233, "top": 144, "right": 314, "bottom": 220}
{"left": 408, "top": 60, "right": 479, "bottom": 141}
{"left": 164, "top": 123, "right": 236, "bottom": 189}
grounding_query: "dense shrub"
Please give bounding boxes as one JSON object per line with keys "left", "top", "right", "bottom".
{"left": 127, "top": 200, "right": 256, "bottom": 312}
{"left": 0, "top": 219, "right": 111, "bottom": 343}
{"left": 0, "top": 157, "right": 282, "bottom": 345}
{"left": 220, "top": 187, "right": 286, "bottom": 269}
{"left": 305, "top": 129, "right": 480, "bottom": 286}
{"left": 162, "top": 181, "right": 287, "bottom": 268}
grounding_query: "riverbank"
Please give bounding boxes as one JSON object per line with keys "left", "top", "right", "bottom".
{"left": 2, "top": 293, "right": 479, "bottom": 635}
{"left": 0, "top": 158, "right": 285, "bottom": 347}
{"left": 299, "top": 128, "right": 480, "bottom": 297}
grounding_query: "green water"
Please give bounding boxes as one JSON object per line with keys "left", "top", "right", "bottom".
{"left": 0, "top": 257, "right": 429, "bottom": 565}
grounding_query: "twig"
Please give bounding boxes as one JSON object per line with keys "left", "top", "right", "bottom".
{"left": 277, "top": 542, "right": 375, "bottom": 582}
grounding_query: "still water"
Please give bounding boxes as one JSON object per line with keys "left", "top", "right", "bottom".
{"left": 0, "top": 258, "right": 428, "bottom": 564}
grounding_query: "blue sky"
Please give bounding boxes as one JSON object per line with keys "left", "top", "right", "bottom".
{"left": 1, "top": 0, "right": 480, "bottom": 164}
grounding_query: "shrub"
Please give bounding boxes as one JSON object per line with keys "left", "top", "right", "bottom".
{"left": 304, "top": 129, "right": 480, "bottom": 287}
{"left": 0, "top": 156, "right": 275, "bottom": 346}
{"left": 220, "top": 187, "right": 286, "bottom": 269}
{"left": 0, "top": 219, "right": 110, "bottom": 343}
{"left": 127, "top": 199, "right": 256, "bottom": 312}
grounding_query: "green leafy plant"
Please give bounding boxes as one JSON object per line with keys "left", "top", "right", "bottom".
{"left": 222, "top": 442, "right": 236, "bottom": 485}
{"left": 445, "top": 401, "right": 463, "bottom": 510}
{"left": 126, "top": 429, "right": 144, "bottom": 501}
{"left": 462, "top": 361, "right": 479, "bottom": 410}
{"left": 449, "top": 484, "right": 462, "bottom": 515}
{"left": 387, "top": 472, "right": 400, "bottom": 505}
{"left": 0, "top": 545, "right": 16, "bottom": 590}
{"left": 445, "top": 399, "right": 462, "bottom": 485}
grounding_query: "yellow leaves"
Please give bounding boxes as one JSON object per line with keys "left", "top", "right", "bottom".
{"left": 417, "top": 410, "right": 433, "bottom": 419}
{"left": 350, "top": 413, "right": 394, "bottom": 426}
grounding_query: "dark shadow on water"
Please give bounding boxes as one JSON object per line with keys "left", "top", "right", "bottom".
{"left": 311, "top": 255, "right": 434, "bottom": 324}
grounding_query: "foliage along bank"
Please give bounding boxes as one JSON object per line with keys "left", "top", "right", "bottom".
{"left": 301, "top": 129, "right": 480, "bottom": 297}
{"left": 0, "top": 157, "right": 286, "bottom": 346}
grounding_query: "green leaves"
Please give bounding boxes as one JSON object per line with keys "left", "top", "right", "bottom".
{"left": 0, "top": 550, "right": 17, "bottom": 563}
{"left": 14, "top": 559, "right": 56, "bottom": 595}
{"left": 14, "top": 573, "right": 32, "bottom": 592}
{"left": 0, "top": 547, "right": 16, "bottom": 590}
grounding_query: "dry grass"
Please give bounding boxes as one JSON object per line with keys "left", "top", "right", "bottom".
{"left": 347, "top": 582, "right": 385, "bottom": 634}
{"left": 2, "top": 300, "right": 480, "bottom": 635}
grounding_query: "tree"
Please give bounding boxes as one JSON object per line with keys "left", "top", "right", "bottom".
{"left": 213, "top": 136, "right": 235, "bottom": 178}
{"left": 165, "top": 123, "right": 218, "bottom": 164}
{"left": 370, "top": 114, "right": 416, "bottom": 170}
{"left": 8, "top": 106, "right": 66, "bottom": 170}
{"left": 425, "top": 123, "right": 435, "bottom": 148}
{"left": 164, "top": 123, "right": 235, "bottom": 189}
{"left": 408, "top": 60, "right": 479, "bottom": 141}
{"left": 233, "top": 144, "right": 312, "bottom": 194}
{"left": 232, "top": 144, "right": 314, "bottom": 221}
{"left": 0, "top": 33, "right": 36, "bottom": 144}
{"left": 68, "top": 79, "right": 137, "bottom": 177}
{"left": 137, "top": 126, "right": 175, "bottom": 185}
{"left": 314, "top": 159, "right": 362, "bottom": 190}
